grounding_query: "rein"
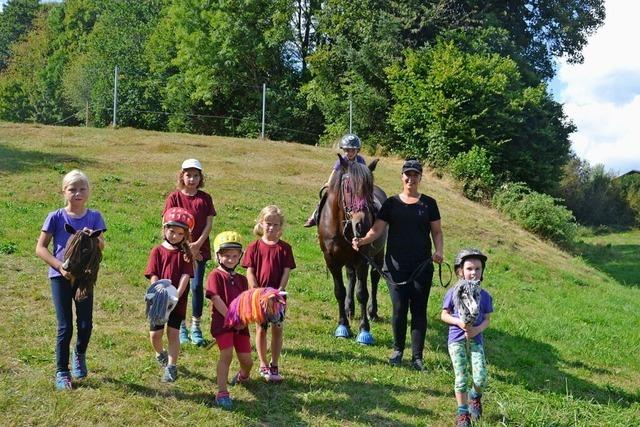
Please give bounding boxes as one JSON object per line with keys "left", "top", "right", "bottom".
{"left": 343, "top": 231, "right": 452, "bottom": 287}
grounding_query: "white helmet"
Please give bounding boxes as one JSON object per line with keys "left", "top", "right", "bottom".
{"left": 145, "top": 279, "right": 179, "bottom": 326}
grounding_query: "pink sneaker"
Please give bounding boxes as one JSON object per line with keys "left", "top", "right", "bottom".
{"left": 258, "top": 365, "right": 271, "bottom": 381}
{"left": 269, "top": 364, "right": 283, "bottom": 383}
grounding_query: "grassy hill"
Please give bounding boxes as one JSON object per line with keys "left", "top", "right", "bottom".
{"left": 0, "top": 122, "right": 638, "bottom": 426}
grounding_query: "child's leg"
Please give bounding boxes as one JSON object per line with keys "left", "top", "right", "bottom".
{"left": 237, "top": 352, "right": 253, "bottom": 378}
{"left": 51, "top": 277, "right": 74, "bottom": 373}
{"left": 255, "top": 324, "right": 269, "bottom": 368}
{"left": 74, "top": 292, "right": 94, "bottom": 354}
{"left": 149, "top": 329, "right": 164, "bottom": 354}
{"left": 217, "top": 347, "right": 233, "bottom": 393}
{"left": 190, "top": 260, "right": 207, "bottom": 345}
{"left": 448, "top": 341, "right": 471, "bottom": 407}
{"left": 470, "top": 342, "right": 488, "bottom": 392}
{"left": 166, "top": 326, "right": 180, "bottom": 365}
{"left": 270, "top": 323, "right": 284, "bottom": 367}
{"left": 235, "top": 333, "right": 253, "bottom": 378}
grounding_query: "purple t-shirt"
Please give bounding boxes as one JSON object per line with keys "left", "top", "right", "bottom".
{"left": 442, "top": 287, "right": 493, "bottom": 345}
{"left": 41, "top": 208, "right": 107, "bottom": 278}
{"left": 333, "top": 154, "right": 366, "bottom": 170}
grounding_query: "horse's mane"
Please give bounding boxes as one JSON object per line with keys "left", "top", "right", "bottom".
{"left": 63, "top": 227, "right": 102, "bottom": 301}
{"left": 452, "top": 279, "right": 482, "bottom": 326}
{"left": 330, "top": 161, "right": 374, "bottom": 212}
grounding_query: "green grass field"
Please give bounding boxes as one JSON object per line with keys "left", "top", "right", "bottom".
{"left": 1, "top": 122, "right": 639, "bottom": 426}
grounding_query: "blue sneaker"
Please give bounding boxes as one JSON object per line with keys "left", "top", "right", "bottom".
{"left": 161, "top": 365, "right": 178, "bottom": 382}
{"left": 215, "top": 392, "right": 233, "bottom": 409}
{"left": 55, "top": 371, "right": 72, "bottom": 391}
{"left": 179, "top": 323, "right": 190, "bottom": 345}
{"left": 71, "top": 351, "right": 87, "bottom": 379}
{"left": 190, "top": 326, "right": 205, "bottom": 347}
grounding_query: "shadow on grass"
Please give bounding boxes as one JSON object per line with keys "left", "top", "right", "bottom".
{"left": 490, "top": 329, "right": 639, "bottom": 407}
{"left": 574, "top": 241, "right": 640, "bottom": 287}
{"left": 0, "top": 143, "right": 97, "bottom": 174}
{"left": 103, "top": 357, "right": 436, "bottom": 426}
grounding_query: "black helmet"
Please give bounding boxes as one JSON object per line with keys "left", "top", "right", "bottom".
{"left": 339, "top": 133, "right": 361, "bottom": 150}
{"left": 454, "top": 248, "right": 487, "bottom": 271}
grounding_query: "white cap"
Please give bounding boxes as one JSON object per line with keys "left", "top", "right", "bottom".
{"left": 181, "top": 158, "right": 202, "bottom": 171}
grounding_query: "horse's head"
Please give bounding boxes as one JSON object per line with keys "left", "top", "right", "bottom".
{"left": 453, "top": 279, "right": 482, "bottom": 326}
{"left": 333, "top": 155, "right": 379, "bottom": 239}
{"left": 62, "top": 223, "right": 102, "bottom": 276}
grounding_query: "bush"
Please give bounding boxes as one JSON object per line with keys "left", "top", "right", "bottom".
{"left": 448, "top": 146, "right": 496, "bottom": 202}
{"left": 493, "top": 182, "right": 576, "bottom": 245}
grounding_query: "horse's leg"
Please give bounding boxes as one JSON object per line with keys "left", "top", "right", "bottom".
{"left": 355, "top": 263, "right": 374, "bottom": 345}
{"left": 345, "top": 265, "right": 356, "bottom": 320}
{"left": 368, "top": 250, "right": 383, "bottom": 321}
{"left": 329, "top": 264, "right": 351, "bottom": 338}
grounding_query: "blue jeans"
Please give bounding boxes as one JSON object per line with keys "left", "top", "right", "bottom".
{"left": 190, "top": 259, "right": 208, "bottom": 319}
{"left": 51, "top": 276, "right": 93, "bottom": 373}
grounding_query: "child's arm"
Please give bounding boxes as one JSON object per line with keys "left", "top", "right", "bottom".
{"left": 149, "top": 275, "right": 159, "bottom": 283}
{"left": 441, "top": 308, "right": 465, "bottom": 329}
{"left": 246, "top": 267, "right": 258, "bottom": 289}
{"left": 35, "top": 231, "right": 73, "bottom": 280}
{"left": 190, "top": 215, "right": 213, "bottom": 260}
{"left": 465, "top": 313, "right": 490, "bottom": 339}
{"left": 278, "top": 268, "right": 291, "bottom": 292}
{"left": 211, "top": 295, "right": 228, "bottom": 316}
{"left": 176, "top": 273, "right": 190, "bottom": 298}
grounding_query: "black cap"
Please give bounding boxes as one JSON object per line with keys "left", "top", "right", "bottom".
{"left": 402, "top": 159, "right": 422, "bottom": 174}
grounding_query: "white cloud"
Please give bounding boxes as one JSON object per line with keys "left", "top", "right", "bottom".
{"left": 556, "top": 0, "right": 640, "bottom": 174}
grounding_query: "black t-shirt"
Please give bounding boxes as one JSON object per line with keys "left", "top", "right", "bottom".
{"left": 377, "top": 194, "right": 441, "bottom": 276}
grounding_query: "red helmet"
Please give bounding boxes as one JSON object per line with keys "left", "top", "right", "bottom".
{"left": 163, "top": 207, "right": 195, "bottom": 232}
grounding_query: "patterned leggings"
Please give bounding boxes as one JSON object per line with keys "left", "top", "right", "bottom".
{"left": 448, "top": 340, "right": 488, "bottom": 393}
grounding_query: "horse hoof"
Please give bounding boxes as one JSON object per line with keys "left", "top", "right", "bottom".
{"left": 335, "top": 325, "right": 351, "bottom": 338}
{"left": 356, "top": 330, "right": 374, "bottom": 345}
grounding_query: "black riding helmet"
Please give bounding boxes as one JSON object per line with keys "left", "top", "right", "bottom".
{"left": 454, "top": 248, "right": 487, "bottom": 279}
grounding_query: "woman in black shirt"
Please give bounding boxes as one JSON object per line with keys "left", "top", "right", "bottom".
{"left": 353, "top": 159, "right": 444, "bottom": 371}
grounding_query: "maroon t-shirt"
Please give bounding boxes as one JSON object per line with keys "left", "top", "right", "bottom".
{"left": 241, "top": 239, "right": 296, "bottom": 289}
{"left": 205, "top": 268, "right": 250, "bottom": 337}
{"left": 163, "top": 190, "right": 217, "bottom": 260}
{"left": 145, "top": 245, "right": 194, "bottom": 317}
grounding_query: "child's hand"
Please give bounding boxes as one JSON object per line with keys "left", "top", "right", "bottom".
{"left": 464, "top": 326, "right": 479, "bottom": 339}
{"left": 352, "top": 237, "right": 361, "bottom": 251}
{"left": 59, "top": 265, "right": 74, "bottom": 281}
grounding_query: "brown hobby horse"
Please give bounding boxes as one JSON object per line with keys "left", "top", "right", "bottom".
{"left": 318, "top": 155, "right": 387, "bottom": 343}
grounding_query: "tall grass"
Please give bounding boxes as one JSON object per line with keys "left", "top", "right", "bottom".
{"left": 0, "top": 122, "right": 638, "bottom": 426}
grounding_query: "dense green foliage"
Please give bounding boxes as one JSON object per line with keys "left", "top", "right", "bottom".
{"left": 447, "top": 145, "right": 495, "bottom": 202}
{"left": 555, "top": 156, "right": 637, "bottom": 226}
{"left": 493, "top": 182, "right": 577, "bottom": 245}
{"left": 0, "top": 0, "right": 615, "bottom": 209}
{"left": 387, "top": 34, "right": 573, "bottom": 193}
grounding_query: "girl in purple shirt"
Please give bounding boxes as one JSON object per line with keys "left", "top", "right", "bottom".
{"left": 36, "top": 170, "right": 106, "bottom": 391}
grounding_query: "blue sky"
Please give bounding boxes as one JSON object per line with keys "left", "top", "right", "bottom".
{"left": 551, "top": 0, "right": 640, "bottom": 174}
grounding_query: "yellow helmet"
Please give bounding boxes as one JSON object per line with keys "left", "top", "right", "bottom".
{"left": 213, "top": 231, "right": 243, "bottom": 254}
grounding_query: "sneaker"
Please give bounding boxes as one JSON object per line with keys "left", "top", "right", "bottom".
{"left": 303, "top": 216, "right": 316, "bottom": 227}
{"left": 469, "top": 395, "right": 483, "bottom": 420}
{"left": 55, "top": 371, "right": 72, "bottom": 391}
{"left": 258, "top": 365, "right": 271, "bottom": 381}
{"left": 71, "top": 351, "right": 87, "bottom": 379}
{"left": 411, "top": 358, "right": 425, "bottom": 372}
{"left": 455, "top": 412, "right": 471, "bottom": 427}
{"left": 269, "top": 364, "right": 283, "bottom": 383}
{"left": 388, "top": 350, "right": 403, "bottom": 366}
{"left": 179, "top": 323, "right": 190, "bottom": 345}
{"left": 229, "top": 371, "right": 249, "bottom": 386}
{"left": 155, "top": 350, "right": 168, "bottom": 368}
{"left": 190, "top": 326, "right": 205, "bottom": 347}
{"left": 161, "top": 365, "right": 178, "bottom": 383}
{"left": 215, "top": 392, "right": 233, "bottom": 409}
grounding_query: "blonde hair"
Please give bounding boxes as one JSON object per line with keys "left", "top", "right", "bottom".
{"left": 253, "top": 205, "right": 285, "bottom": 237}
{"left": 176, "top": 169, "right": 205, "bottom": 190}
{"left": 62, "top": 169, "right": 90, "bottom": 191}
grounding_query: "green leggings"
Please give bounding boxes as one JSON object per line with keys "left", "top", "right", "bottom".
{"left": 448, "top": 340, "right": 488, "bottom": 393}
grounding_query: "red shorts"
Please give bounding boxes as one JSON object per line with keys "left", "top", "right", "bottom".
{"left": 215, "top": 332, "right": 251, "bottom": 353}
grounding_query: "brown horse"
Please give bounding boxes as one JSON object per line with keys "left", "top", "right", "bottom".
{"left": 318, "top": 155, "right": 386, "bottom": 343}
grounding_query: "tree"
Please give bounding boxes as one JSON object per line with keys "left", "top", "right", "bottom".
{"left": 387, "top": 32, "right": 574, "bottom": 192}
{"left": 0, "top": 0, "right": 41, "bottom": 70}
